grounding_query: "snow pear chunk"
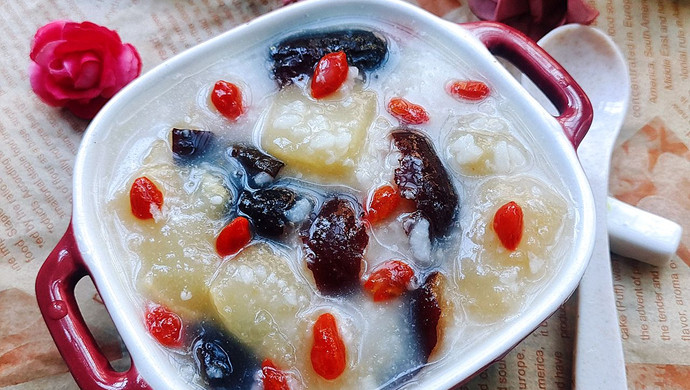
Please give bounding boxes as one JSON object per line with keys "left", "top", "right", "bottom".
{"left": 262, "top": 85, "right": 376, "bottom": 178}
{"left": 210, "top": 243, "right": 313, "bottom": 367}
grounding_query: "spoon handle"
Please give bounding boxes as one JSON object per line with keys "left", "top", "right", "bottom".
{"left": 519, "top": 24, "right": 629, "bottom": 390}
{"left": 607, "top": 196, "right": 682, "bottom": 266}
{"left": 531, "top": 25, "right": 628, "bottom": 390}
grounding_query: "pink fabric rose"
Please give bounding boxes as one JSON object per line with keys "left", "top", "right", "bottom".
{"left": 29, "top": 21, "right": 142, "bottom": 119}
{"left": 468, "top": 0, "right": 599, "bottom": 40}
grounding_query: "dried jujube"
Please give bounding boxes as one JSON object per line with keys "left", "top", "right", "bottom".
{"left": 230, "top": 144, "right": 285, "bottom": 179}
{"left": 270, "top": 29, "right": 387, "bottom": 87}
{"left": 410, "top": 272, "right": 445, "bottom": 361}
{"left": 171, "top": 128, "right": 214, "bottom": 162}
{"left": 303, "top": 198, "right": 368, "bottom": 295}
{"left": 392, "top": 129, "right": 459, "bottom": 239}
{"left": 238, "top": 187, "right": 297, "bottom": 238}
{"left": 191, "top": 323, "right": 259, "bottom": 390}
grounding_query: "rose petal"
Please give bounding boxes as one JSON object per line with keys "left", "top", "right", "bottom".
{"left": 53, "top": 41, "right": 107, "bottom": 58}
{"left": 529, "top": 0, "right": 566, "bottom": 24}
{"left": 99, "top": 67, "right": 118, "bottom": 98}
{"left": 74, "top": 59, "right": 101, "bottom": 90}
{"left": 42, "top": 72, "right": 102, "bottom": 101}
{"left": 468, "top": 0, "right": 598, "bottom": 40}
{"left": 49, "top": 60, "right": 74, "bottom": 88}
{"left": 469, "top": 0, "right": 529, "bottom": 21}
{"left": 30, "top": 20, "right": 68, "bottom": 60}
{"left": 29, "top": 63, "right": 64, "bottom": 106}
{"left": 566, "top": 0, "right": 599, "bottom": 24}
{"left": 32, "top": 41, "right": 62, "bottom": 67}
{"left": 29, "top": 20, "right": 142, "bottom": 119}
{"left": 63, "top": 21, "right": 122, "bottom": 46}
{"left": 65, "top": 96, "right": 109, "bottom": 119}
{"left": 59, "top": 53, "right": 82, "bottom": 79}
{"left": 497, "top": 0, "right": 529, "bottom": 20}
{"left": 121, "top": 44, "right": 143, "bottom": 77}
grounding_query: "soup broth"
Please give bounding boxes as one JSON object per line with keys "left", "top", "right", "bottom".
{"left": 106, "top": 23, "right": 575, "bottom": 390}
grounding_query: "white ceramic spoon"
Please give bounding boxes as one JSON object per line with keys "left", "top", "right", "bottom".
{"left": 545, "top": 25, "right": 631, "bottom": 390}
{"left": 607, "top": 197, "right": 681, "bottom": 267}
{"left": 523, "top": 23, "right": 685, "bottom": 387}
{"left": 522, "top": 26, "right": 682, "bottom": 267}
{"left": 524, "top": 25, "right": 684, "bottom": 389}
{"left": 521, "top": 24, "right": 631, "bottom": 389}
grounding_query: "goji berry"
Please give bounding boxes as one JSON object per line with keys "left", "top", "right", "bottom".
{"left": 387, "top": 97, "right": 429, "bottom": 125}
{"left": 261, "top": 359, "right": 290, "bottom": 390}
{"left": 311, "top": 51, "right": 349, "bottom": 99}
{"left": 216, "top": 216, "right": 252, "bottom": 257}
{"left": 447, "top": 80, "right": 490, "bottom": 101}
{"left": 211, "top": 80, "right": 244, "bottom": 120}
{"left": 145, "top": 305, "right": 183, "bottom": 347}
{"left": 493, "top": 201, "right": 523, "bottom": 251}
{"left": 365, "top": 185, "right": 401, "bottom": 224}
{"left": 363, "top": 260, "right": 415, "bottom": 302}
{"left": 130, "top": 177, "right": 163, "bottom": 220}
{"left": 310, "top": 313, "right": 346, "bottom": 380}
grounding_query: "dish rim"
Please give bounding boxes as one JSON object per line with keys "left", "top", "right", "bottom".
{"left": 71, "top": 1, "right": 596, "bottom": 389}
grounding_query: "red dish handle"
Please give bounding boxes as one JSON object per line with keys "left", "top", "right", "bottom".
{"left": 462, "top": 21, "right": 593, "bottom": 149}
{"left": 35, "top": 223, "right": 151, "bottom": 390}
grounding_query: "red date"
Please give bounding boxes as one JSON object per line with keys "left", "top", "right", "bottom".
{"left": 392, "top": 129, "right": 458, "bottom": 239}
{"left": 303, "top": 198, "right": 368, "bottom": 295}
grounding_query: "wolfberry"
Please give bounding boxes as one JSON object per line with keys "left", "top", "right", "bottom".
{"left": 261, "top": 359, "right": 290, "bottom": 390}
{"left": 311, "top": 51, "right": 349, "bottom": 99}
{"left": 365, "top": 185, "right": 401, "bottom": 224}
{"left": 211, "top": 80, "right": 244, "bottom": 120}
{"left": 145, "top": 305, "right": 183, "bottom": 347}
{"left": 363, "top": 260, "right": 415, "bottom": 302}
{"left": 216, "top": 216, "right": 252, "bottom": 257}
{"left": 310, "top": 313, "right": 347, "bottom": 380}
{"left": 387, "top": 97, "right": 429, "bottom": 125}
{"left": 447, "top": 80, "right": 490, "bottom": 101}
{"left": 130, "top": 177, "right": 163, "bottom": 220}
{"left": 493, "top": 201, "right": 523, "bottom": 251}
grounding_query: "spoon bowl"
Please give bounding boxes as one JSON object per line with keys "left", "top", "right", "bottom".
{"left": 522, "top": 24, "right": 629, "bottom": 133}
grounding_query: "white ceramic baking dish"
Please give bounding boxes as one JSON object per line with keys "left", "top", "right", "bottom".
{"left": 36, "top": 0, "right": 595, "bottom": 389}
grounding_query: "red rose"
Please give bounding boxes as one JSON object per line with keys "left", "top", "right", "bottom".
{"left": 468, "top": 0, "right": 599, "bottom": 41}
{"left": 29, "top": 21, "right": 142, "bottom": 119}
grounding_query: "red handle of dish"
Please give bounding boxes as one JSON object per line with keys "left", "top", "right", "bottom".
{"left": 463, "top": 21, "right": 593, "bottom": 149}
{"left": 35, "top": 223, "right": 151, "bottom": 390}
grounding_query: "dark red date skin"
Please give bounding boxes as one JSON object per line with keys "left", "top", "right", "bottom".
{"left": 238, "top": 187, "right": 297, "bottom": 238}
{"left": 190, "top": 322, "right": 259, "bottom": 390}
{"left": 392, "top": 129, "right": 458, "bottom": 240}
{"left": 271, "top": 29, "right": 387, "bottom": 87}
{"left": 410, "top": 272, "right": 444, "bottom": 361}
{"left": 172, "top": 128, "right": 214, "bottom": 162}
{"left": 230, "top": 144, "right": 285, "bottom": 178}
{"left": 303, "top": 198, "right": 368, "bottom": 296}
